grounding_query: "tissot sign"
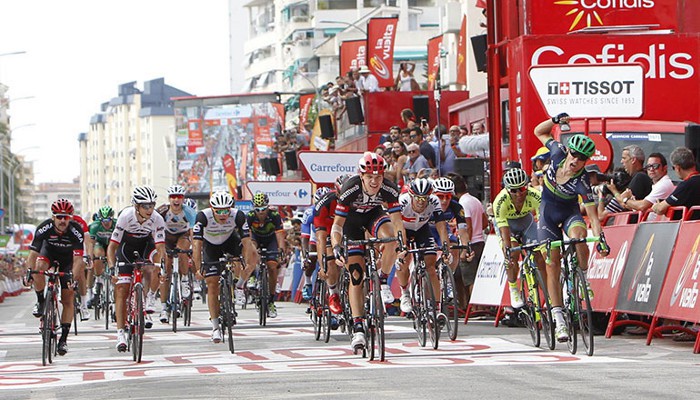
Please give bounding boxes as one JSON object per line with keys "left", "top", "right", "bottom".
{"left": 245, "top": 181, "right": 312, "bottom": 206}
{"left": 298, "top": 151, "right": 361, "bottom": 183}
{"left": 526, "top": 0, "right": 678, "bottom": 34}
{"left": 529, "top": 64, "right": 644, "bottom": 118}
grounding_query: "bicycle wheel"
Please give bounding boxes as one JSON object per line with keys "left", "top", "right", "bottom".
{"left": 171, "top": 273, "right": 179, "bottom": 333}
{"left": 220, "top": 276, "right": 235, "bottom": 354}
{"left": 73, "top": 292, "right": 79, "bottom": 336}
{"left": 410, "top": 272, "right": 426, "bottom": 347}
{"left": 132, "top": 284, "right": 144, "bottom": 363}
{"left": 104, "top": 280, "right": 112, "bottom": 331}
{"left": 340, "top": 271, "right": 354, "bottom": 339}
{"left": 370, "top": 270, "right": 386, "bottom": 361}
{"left": 535, "top": 268, "right": 555, "bottom": 351}
{"left": 94, "top": 283, "right": 102, "bottom": 321}
{"left": 258, "top": 267, "right": 268, "bottom": 327}
{"left": 321, "top": 283, "right": 332, "bottom": 344}
{"left": 573, "top": 268, "right": 594, "bottom": 356}
{"left": 42, "top": 289, "right": 55, "bottom": 366}
{"left": 423, "top": 272, "right": 439, "bottom": 350}
{"left": 441, "top": 265, "right": 459, "bottom": 341}
{"left": 561, "top": 271, "right": 577, "bottom": 354}
{"left": 312, "top": 280, "right": 322, "bottom": 340}
{"left": 519, "top": 272, "right": 540, "bottom": 348}
{"left": 183, "top": 274, "right": 193, "bottom": 327}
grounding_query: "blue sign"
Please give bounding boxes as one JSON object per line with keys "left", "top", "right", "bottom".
{"left": 235, "top": 200, "right": 253, "bottom": 213}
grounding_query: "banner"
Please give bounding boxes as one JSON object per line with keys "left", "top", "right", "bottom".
{"left": 340, "top": 39, "right": 366, "bottom": 76}
{"left": 587, "top": 224, "right": 638, "bottom": 312}
{"left": 298, "top": 151, "right": 361, "bottom": 183}
{"left": 222, "top": 154, "right": 238, "bottom": 199}
{"left": 654, "top": 222, "right": 700, "bottom": 323}
{"left": 427, "top": 35, "right": 443, "bottom": 91}
{"left": 470, "top": 235, "right": 508, "bottom": 306}
{"left": 614, "top": 222, "right": 680, "bottom": 315}
{"left": 187, "top": 119, "right": 203, "bottom": 154}
{"left": 456, "top": 16, "right": 467, "bottom": 85}
{"left": 245, "top": 181, "right": 313, "bottom": 206}
{"left": 298, "top": 93, "right": 315, "bottom": 130}
{"left": 367, "top": 17, "right": 398, "bottom": 88}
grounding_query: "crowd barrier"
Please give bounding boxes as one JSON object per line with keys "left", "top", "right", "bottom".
{"left": 468, "top": 205, "right": 700, "bottom": 353}
{"left": 0, "top": 277, "right": 27, "bottom": 303}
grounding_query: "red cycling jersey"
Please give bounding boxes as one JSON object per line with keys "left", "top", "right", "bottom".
{"left": 313, "top": 190, "right": 338, "bottom": 232}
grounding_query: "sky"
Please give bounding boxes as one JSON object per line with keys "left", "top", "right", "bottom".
{"left": 0, "top": 0, "right": 240, "bottom": 183}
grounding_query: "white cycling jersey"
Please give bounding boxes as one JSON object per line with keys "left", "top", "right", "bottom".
{"left": 192, "top": 208, "right": 249, "bottom": 245}
{"left": 110, "top": 206, "right": 166, "bottom": 244}
{"left": 399, "top": 193, "right": 446, "bottom": 231}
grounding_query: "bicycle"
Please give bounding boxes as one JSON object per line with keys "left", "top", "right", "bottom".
{"left": 548, "top": 233, "right": 608, "bottom": 356}
{"left": 310, "top": 251, "right": 332, "bottom": 343}
{"left": 26, "top": 264, "right": 72, "bottom": 366}
{"left": 507, "top": 241, "right": 555, "bottom": 350}
{"left": 86, "top": 255, "right": 112, "bottom": 330}
{"left": 343, "top": 234, "right": 401, "bottom": 361}
{"left": 440, "top": 243, "right": 472, "bottom": 342}
{"left": 165, "top": 248, "right": 193, "bottom": 333}
{"left": 116, "top": 253, "right": 155, "bottom": 363}
{"left": 337, "top": 267, "right": 354, "bottom": 340}
{"left": 202, "top": 254, "right": 238, "bottom": 354}
{"left": 405, "top": 242, "right": 445, "bottom": 349}
{"left": 253, "top": 247, "right": 276, "bottom": 327}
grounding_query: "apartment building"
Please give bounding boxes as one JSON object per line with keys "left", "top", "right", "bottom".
{"left": 79, "top": 78, "right": 191, "bottom": 215}
{"left": 33, "top": 181, "right": 81, "bottom": 221}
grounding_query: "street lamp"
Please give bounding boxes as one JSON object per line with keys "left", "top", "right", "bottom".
{"left": 0, "top": 51, "right": 27, "bottom": 57}
{"left": 319, "top": 20, "right": 367, "bottom": 35}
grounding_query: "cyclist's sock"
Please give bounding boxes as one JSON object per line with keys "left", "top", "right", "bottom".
{"left": 508, "top": 281, "right": 518, "bottom": 290}
{"left": 81, "top": 296, "right": 88, "bottom": 309}
{"left": 304, "top": 275, "right": 312, "bottom": 285}
{"left": 35, "top": 290, "right": 45, "bottom": 303}
{"left": 161, "top": 302, "right": 168, "bottom": 311}
{"left": 552, "top": 306, "right": 565, "bottom": 326}
{"left": 117, "top": 328, "right": 124, "bottom": 335}
{"left": 401, "top": 285, "right": 409, "bottom": 295}
{"left": 211, "top": 318, "right": 220, "bottom": 330}
{"left": 236, "top": 280, "right": 245, "bottom": 289}
{"left": 353, "top": 317, "right": 364, "bottom": 332}
{"left": 379, "top": 271, "right": 389, "bottom": 282}
{"left": 60, "top": 323, "right": 70, "bottom": 341}
{"left": 328, "top": 284, "right": 338, "bottom": 295}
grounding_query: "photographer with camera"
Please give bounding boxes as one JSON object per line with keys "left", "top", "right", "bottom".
{"left": 598, "top": 168, "right": 632, "bottom": 220}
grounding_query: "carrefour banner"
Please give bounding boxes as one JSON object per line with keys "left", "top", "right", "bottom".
{"left": 456, "top": 16, "right": 467, "bottom": 85}
{"left": 340, "top": 39, "right": 366, "bottom": 76}
{"left": 298, "top": 151, "right": 360, "bottom": 183}
{"left": 245, "top": 181, "right": 313, "bottom": 206}
{"left": 367, "top": 17, "right": 398, "bottom": 88}
{"left": 427, "top": 35, "right": 443, "bottom": 91}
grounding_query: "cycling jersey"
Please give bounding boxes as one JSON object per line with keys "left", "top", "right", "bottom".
{"left": 300, "top": 207, "right": 316, "bottom": 245}
{"left": 193, "top": 208, "right": 249, "bottom": 245}
{"left": 110, "top": 207, "right": 166, "bottom": 246}
{"left": 542, "top": 139, "right": 594, "bottom": 206}
{"left": 430, "top": 198, "right": 467, "bottom": 245}
{"left": 73, "top": 215, "right": 90, "bottom": 233}
{"left": 399, "top": 193, "right": 447, "bottom": 231}
{"left": 157, "top": 204, "right": 197, "bottom": 235}
{"left": 31, "top": 219, "right": 85, "bottom": 258}
{"left": 313, "top": 190, "right": 338, "bottom": 232}
{"left": 492, "top": 187, "right": 541, "bottom": 229}
{"left": 88, "top": 219, "right": 115, "bottom": 248}
{"left": 336, "top": 174, "right": 401, "bottom": 216}
{"left": 246, "top": 209, "right": 283, "bottom": 239}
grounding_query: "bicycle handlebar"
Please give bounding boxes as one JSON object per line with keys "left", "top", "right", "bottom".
{"left": 549, "top": 236, "right": 600, "bottom": 249}
{"left": 166, "top": 248, "right": 193, "bottom": 256}
{"left": 346, "top": 236, "right": 399, "bottom": 247}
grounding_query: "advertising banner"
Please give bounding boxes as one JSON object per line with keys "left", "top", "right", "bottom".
{"left": 187, "top": 119, "right": 203, "bottom": 154}
{"left": 529, "top": 63, "right": 644, "bottom": 118}
{"left": 340, "top": 39, "right": 366, "bottom": 76}
{"left": 298, "top": 93, "right": 315, "bottom": 130}
{"left": 614, "top": 222, "right": 680, "bottom": 314}
{"left": 456, "top": 16, "right": 467, "bottom": 85}
{"left": 245, "top": 181, "right": 313, "bottom": 206}
{"left": 427, "top": 35, "right": 443, "bottom": 91}
{"left": 222, "top": 154, "right": 238, "bottom": 198}
{"left": 298, "top": 151, "right": 361, "bottom": 183}
{"left": 587, "top": 224, "right": 638, "bottom": 312}
{"left": 470, "top": 235, "right": 508, "bottom": 306}
{"left": 367, "top": 17, "right": 398, "bottom": 88}
{"left": 654, "top": 221, "right": 700, "bottom": 323}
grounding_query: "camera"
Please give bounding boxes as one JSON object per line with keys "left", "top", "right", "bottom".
{"left": 420, "top": 118, "right": 427, "bottom": 127}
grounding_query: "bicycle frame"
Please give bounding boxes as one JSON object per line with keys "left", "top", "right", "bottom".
{"left": 28, "top": 267, "right": 71, "bottom": 366}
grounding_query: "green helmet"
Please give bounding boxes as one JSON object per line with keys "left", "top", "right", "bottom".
{"left": 252, "top": 192, "right": 269, "bottom": 208}
{"left": 98, "top": 205, "right": 114, "bottom": 220}
{"left": 567, "top": 134, "right": 596, "bottom": 158}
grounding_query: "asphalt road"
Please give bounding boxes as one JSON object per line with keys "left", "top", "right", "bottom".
{"left": 1, "top": 289, "right": 699, "bottom": 400}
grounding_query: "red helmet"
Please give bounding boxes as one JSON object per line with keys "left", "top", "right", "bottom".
{"left": 358, "top": 152, "right": 386, "bottom": 175}
{"left": 51, "top": 198, "right": 74, "bottom": 215}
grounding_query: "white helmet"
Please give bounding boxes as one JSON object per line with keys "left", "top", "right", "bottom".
{"left": 432, "top": 177, "right": 455, "bottom": 194}
{"left": 209, "top": 191, "right": 234, "bottom": 208}
{"left": 503, "top": 168, "right": 529, "bottom": 190}
{"left": 131, "top": 186, "right": 157, "bottom": 204}
{"left": 167, "top": 185, "right": 186, "bottom": 196}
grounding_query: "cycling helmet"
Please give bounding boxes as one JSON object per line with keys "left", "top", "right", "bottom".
{"left": 335, "top": 173, "right": 353, "bottom": 191}
{"left": 92, "top": 213, "right": 99, "bottom": 222}
{"left": 252, "top": 192, "right": 269, "bottom": 208}
{"left": 167, "top": 184, "right": 186, "bottom": 196}
{"left": 432, "top": 177, "right": 455, "bottom": 194}
{"left": 314, "top": 186, "right": 331, "bottom": 203}
{"left": 184, "top": 198, "right": 197, "bottom": 210}
{"left": 51, "top": 198, "right": 74, "bottom": 215}
{"left": 409, "top": 178, "right": 433, "bottom": 196}
{"left": 503, "top": 168, "right": 529, "bottom": 190}
{"left": 131, "top": 186, "right": 157, "bottom": 204}
{"left": 98, "top": 205, "right": 114, "bottom": 220}
{"left": 209, "top": 191, "right": 234, "bottom": 208}
{"left": 567, "top": 134, "right": 596, "bottom": 158}
{"left": 358, "top": 152, "right": 386, "bottom": 175}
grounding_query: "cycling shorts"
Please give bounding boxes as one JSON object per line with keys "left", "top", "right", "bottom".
{"left": 537, "top": 202, "right": 587, "bottom": 242}
{"left": 407, "top": 225, "right": 438, "bottom": 256}
{"left": 343, "top": 207, "right": 391, "bottom": 257}
{"left": 115, "top": 238, "right": 156, "bottom": 282}
{"left": 38, "top": 244, "right": 73, "bottom": 290}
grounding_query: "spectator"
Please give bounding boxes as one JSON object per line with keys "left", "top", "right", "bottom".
{"left": 530, "top": 146, "right": 551, "bottom": 191}
{"left": 358, "top": 65, "right": 379, "bottom": 93}
{"left": 471, "top": 122, "right": 485, "bottom": 135}
{"left": 652, "top": 147, "right": 700, "bottom": 215}
{"left": 395, "top": 62, "right": 417, "bottom": 91}
{"left": 620, "top": 152, "right": 675, "bottom": 214}
{"left": 449, "top": 125, "right": 469, "bottom": 158}
{"left": 374, "top": 145, "right": 385, "bottom": 157}
{"left": 459, "top": 125, "right": 470, "bottom": 137}
{"left": 400, "top": 128, "right": 412, "bottom": 143}
{"left": 612, "top": 144, "right": 652, "bottom": 204}
{"left": 400, "top": 108, "right": 417, "bottom": 129}
{"left": 416, "top": 167, "right": 440, "bottom": 181}
{"left": 458, "top": 131, "right": 490, "bottom": 158}
{"left": 436, "top": 125, "right": 456, "bottom": 175}
{"left": 599, "top": 168, "right": 631, "bottom": 220}
{"left": 403, "top": 143, "right": 430, "bottom": 180}
{"left": 410, "top": 127, "right": 437, "bottom": 168}
{"left": 386, "top": 140, "right": 408, "bottom": 186}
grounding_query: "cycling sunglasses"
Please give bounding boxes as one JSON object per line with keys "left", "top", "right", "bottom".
{"left": 169, "top": 194, "right": 185, "bottom": 199}
{"left": 508, "top": 187, "right": 527, "bottom": 194}
{"left": 54, "top": 214, "right": 72, "bottom": 220}
{"left": 413, "top": 195, "right": 430, "bottom": 202}
{"left": 254, "top": 207, "right": 268, "bottom": 213}
{"left": 214, "top": 209, "right": 230, "bottom": 215}
{"left": 568, "top": 150, "right": 588, "bottom": 162}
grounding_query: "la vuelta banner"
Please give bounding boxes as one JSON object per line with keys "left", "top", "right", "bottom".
{"left": 456, "top": 15, "right": 467, "bottom": 85}
{"left": 298, "top": 93, "right": 315, "bottom": 130}
{"left": 367, "top": 17, "right": 398, "bottom": 88}
{"left": 340, "top": 39, "right": 366, "bottom": 75}
{"left": 222, "top": 154, "right": 238, "bottom": 199}
{"left": 427, "top": 35, "right": 443, "bottom": 91}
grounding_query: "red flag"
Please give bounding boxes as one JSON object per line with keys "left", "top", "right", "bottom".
{"left": 298, "top": 93, "right": 315, "bottom": 129}
{"left": 340, "top": 40, "right": 366, "bottom": 76}
{"left": 456, "top": 16, "right": 467, "bottom": 85}
{"left": 427, "top": 35, "right": 443, "bottom": 91}
{"left": 476, "top": 0, "right": 487, "bottom": 8}
{"left": 367, "top": 17, "right": 398, "bottom": 88}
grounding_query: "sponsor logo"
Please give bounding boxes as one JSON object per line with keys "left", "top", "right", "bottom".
{"left": 556, "top": 0, "right": 656, "bottom": 31}
{"left": 610, "top": 240, "right": 628, "bottom": 287}
{"left": 308, "top": 163, "right": 356, "bottom": 173}
{"left": 294, "top": 189, "right": 309, "bottom": 198}
{"left": 669, "top": 236, "right": 700, "bottom": 308}
{"left": 547, "top": 80, "right": 635, "bottom": 95}
{"left": 627, "top": 234, "right": 654, "bottom": 303}
{"left": 369, "top": 55, "right": 390, "bottom": 80}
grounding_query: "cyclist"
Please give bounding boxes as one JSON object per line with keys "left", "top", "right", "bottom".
{"left": 313, "top": 174, "right": 353, "bottom": 322}
{"left": 68, "top": 213, "right": 91, "bottom": 322}
{"left": 107, "top": 186, "right": 166, "bottom": 352}
{"left": 192, "top": 191, "right": 255, "bottom": 343}
{"left": 396, "top": 178, "right": 451, "bottom": 314}
{"left": 246, "top": 192, "right": 288, "bottom": 319}
{"left": 85, "top": 206, "right": 116, "bottom": 312}
{"left": 300, "top": 187, "right": 331, "bottom": 301}
{"left": 27, "top": 199, "right": 84, "bottom": 355}
{"left": 492, "top": 168, "right": 543, "bottom": 309}
{"left": 331, "top": 153, "right": 406, "bottom": 350}
{"left": 534, "top": 113, "right": 609, "bottom": 342}
{"left": 431, "top": 177, "right": 473, "bottom": 268}
{"left": 156, "top": 185, "right": 197, "bottom": 323}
